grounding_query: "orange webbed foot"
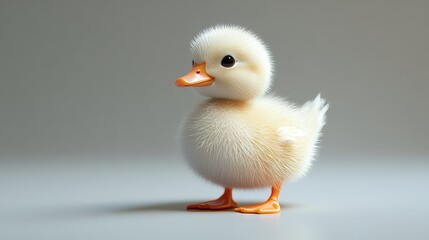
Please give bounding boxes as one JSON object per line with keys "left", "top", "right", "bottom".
{"left": 235, "top": 185, "right": 282, "bottom": 214}
{"left": 234, "top": 199, "right": 280, "bottom": 214}
{"left": 187, "top": 199, "right": 237, "bottom": 210}
{"left": 187, "top": 188, "right": 237, "bottom": 211}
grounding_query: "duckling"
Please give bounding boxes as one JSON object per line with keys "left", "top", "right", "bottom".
{"left": 175, "top": 25, "right": 328, "bottom": 214}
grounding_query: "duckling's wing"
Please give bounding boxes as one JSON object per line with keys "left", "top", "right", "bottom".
{"left": 277, "top": 126, "right": 306, "bottom": 142}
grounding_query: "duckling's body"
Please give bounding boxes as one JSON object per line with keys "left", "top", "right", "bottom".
{"left": 183, "top": 95, "right": 327, "bottom": 189}
{"left": 175, "top": 25, "right": 328, "bottom": 214}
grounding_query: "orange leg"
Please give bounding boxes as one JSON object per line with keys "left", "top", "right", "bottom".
{"left": 187, "top": 188, "right": 238, "bottom": 210}
{"left": 235, "top": 185, "right": 281, "bottom": 214}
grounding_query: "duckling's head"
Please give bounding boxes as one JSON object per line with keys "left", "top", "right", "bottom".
{"left": 176, "top": 25, "right": 273, "bottom": 101}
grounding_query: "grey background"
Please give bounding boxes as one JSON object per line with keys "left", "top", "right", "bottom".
{"left": 1, "top": 1, "right": 428, "bottom": 239}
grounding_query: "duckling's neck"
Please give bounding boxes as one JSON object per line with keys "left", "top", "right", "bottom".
{"left": 208, "top": 98, "right": 252, "bottom": 107}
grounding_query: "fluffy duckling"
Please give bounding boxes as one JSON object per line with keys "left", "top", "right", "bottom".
{"left": 175, "top": 25, "right": 328, "bottom": 214}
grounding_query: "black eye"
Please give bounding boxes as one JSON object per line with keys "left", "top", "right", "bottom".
{"left": 192, "top": 60, "right": 195, "bottom": 66}
{"left": 221, "top": 55, "right": 235, "bottom": 68}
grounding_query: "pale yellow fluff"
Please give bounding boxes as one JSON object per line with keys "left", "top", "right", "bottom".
{"left": 180, "top": 25, "right": 328, "bottom": 189}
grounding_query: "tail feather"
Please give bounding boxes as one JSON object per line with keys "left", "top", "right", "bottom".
{"left": 300, "top": 93, "right": 329, "bottom": 134}
{"left": 287, "top": 94, "right": 329, "bottom": 181}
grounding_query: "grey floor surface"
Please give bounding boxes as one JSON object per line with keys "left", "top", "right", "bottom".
{"left": 1, "top": 154, "right": 428, "bottom": 240}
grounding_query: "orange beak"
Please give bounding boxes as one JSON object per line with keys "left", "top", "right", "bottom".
{"left": 175, "top": 62, "right": 215, "bottom": 87}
